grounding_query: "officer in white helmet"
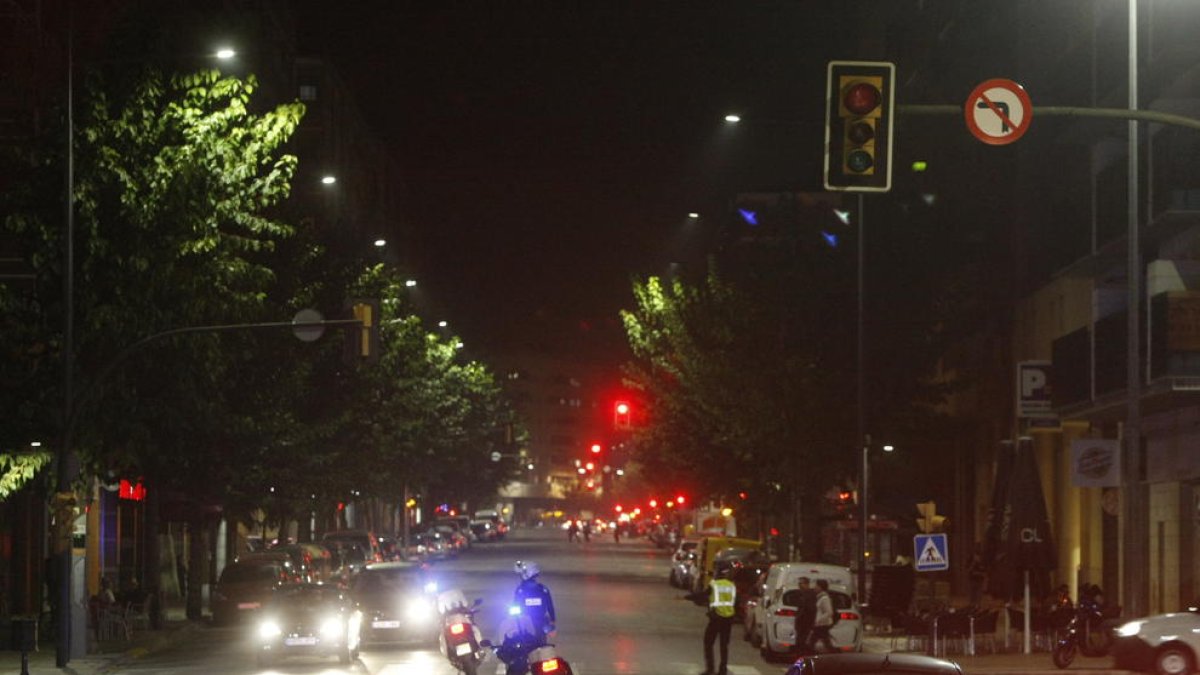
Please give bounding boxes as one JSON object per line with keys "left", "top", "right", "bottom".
{"left": 513, "top": 560, "right": 556, "bottom": 642}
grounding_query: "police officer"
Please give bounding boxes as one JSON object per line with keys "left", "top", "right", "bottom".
{"left": 513, "top": 560, "right": 556, "bottom": 641}
{"left": 689, "top": 566, "right": 737, "bottom": 675}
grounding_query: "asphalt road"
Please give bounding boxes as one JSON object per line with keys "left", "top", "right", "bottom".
{"left": 110, "top": 526, "right": 782, "bottom": 675}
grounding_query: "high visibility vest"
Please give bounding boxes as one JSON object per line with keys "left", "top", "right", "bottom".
{"left": 710, "top": 579, "right": 736, "bottom": 618}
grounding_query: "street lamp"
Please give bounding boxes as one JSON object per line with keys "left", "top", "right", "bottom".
{"left": 373, "top": 238, "right": 386, "bottom": 248}
{"left": 320, "top": 175, "right": 337, "bottom": 185}
{"left": 860, "top": 438, "right": 895, "bottom": 603}
{"left": 724, "top": 114, "right": 741, "bottom": 123}
{"left": 214, "top": 47, "right": 237, "bottom": 60}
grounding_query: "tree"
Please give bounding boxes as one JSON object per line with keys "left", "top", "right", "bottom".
{"left": 0, "top": 66, "right": 303, "bottom": 491}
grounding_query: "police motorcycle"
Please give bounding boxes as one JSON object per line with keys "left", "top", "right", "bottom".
{"left": 1051, "top": 586, "right": 1114, "bottom": 669}
{"left": 437, "top": 590, "right": 486, "bottom": 675}
{"left": 480, "top": 604, "right": 575, "bottom": 675}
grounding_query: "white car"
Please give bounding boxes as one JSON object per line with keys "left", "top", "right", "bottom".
{"left": 1112, "top": 607, "right": 1200, "bottom": 675}
{"left": 749, "top": 562, "right": 857, "bottom": 651}
{"left": 756, "top": 583, "right": 863, "bottom": 660}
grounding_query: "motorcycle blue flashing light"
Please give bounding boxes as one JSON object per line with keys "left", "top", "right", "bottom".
{"left": 508, "top": 605, "right": 522, "bottom": 617}
{"left": 737, "top": 208, "right": 758, "bottom": 226}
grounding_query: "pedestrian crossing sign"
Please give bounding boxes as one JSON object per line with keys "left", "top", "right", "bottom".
{"left": 914, "top": 533, "right": 949, "bottom": 572}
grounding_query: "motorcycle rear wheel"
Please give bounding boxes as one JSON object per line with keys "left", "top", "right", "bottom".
{"left": 1052, "top": 640, "right": 1077, "bottom": 669}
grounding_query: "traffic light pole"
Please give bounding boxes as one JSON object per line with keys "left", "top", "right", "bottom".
{"left": 857, "top": 193, "right": 869, "bottom": 604}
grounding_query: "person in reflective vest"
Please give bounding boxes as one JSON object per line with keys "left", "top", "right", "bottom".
{"left": 689, "top": 566, "right": 737, "bottom": 675}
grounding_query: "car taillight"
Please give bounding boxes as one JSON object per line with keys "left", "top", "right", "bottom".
{"left": 775, "top": 608, "right": 796, "bottom": 617}
{"left": 540, "top": 658, "right": 561, "bottom": 672}
{"left": 840, "top": 611, "right": 859, "bottom": 622}
{"left": 450, "top": 622, "right": 466, "bottom": 635}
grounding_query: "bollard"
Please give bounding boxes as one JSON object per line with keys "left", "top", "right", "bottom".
{"left": 11, "top": 616, "right": 37, "bottom": 675}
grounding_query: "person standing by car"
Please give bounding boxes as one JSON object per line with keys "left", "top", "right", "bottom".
{"left": 513, "top": 561, "right": 556, "bottom": 641}
{"left": 809, "top": 579, "right": 837, "bottom": 653}
{"left": 792, "top": 576, "right": 816, "bottom": 655}
{"left": 688, "top": 566, "right": 737, "bottom": 675}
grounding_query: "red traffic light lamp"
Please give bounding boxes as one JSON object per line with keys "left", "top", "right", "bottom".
{"left": 614, "top": 401, "right": 632, "bottom": 428}
{"left": 675, "top": 494, "right": 686, "bottom": 505}
{"left": 590, "top": 443, "right": 602, "bottom": 454}
{"left": 648, "top": 499, "right": 658, "bottom": 508}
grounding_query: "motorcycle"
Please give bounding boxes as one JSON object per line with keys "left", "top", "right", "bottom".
{"left": 437, "top": 591, "right": 486, "bottom": 675}
{"left": 1052, "top": 604, "right": 1114, "bottom": 669}
{"left": 481, "top": 605, "right": 575, "bottom": 675}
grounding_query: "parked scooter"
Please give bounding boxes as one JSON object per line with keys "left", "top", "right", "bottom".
{"left": 1052, "top": 603, "right": 1114, "bottom": 668}
{"left": 481, "top": 605, "right": 575, "bottom": 675}
{"left": 437, "top": 590, "right": 486, "bottom": 675}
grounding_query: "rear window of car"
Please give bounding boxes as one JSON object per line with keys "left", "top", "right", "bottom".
{"left": 354, "top": 569, "right": 420, "bottom": 594}
{"left": 220, "top": 562, "right": 280, "bottom": 583}
{"left": 781, "top": 589, "right": 852, "bottom": 611}
{"left": 273, "top": 587, "right": 342, "bottom": 609}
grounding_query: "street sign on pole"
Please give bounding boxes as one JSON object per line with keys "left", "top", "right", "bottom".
{"left": 965, "top": 78, "right": 1032, "bottom": 145}
{"left": 914, "top": 533, "right": 949, "bottom": 572}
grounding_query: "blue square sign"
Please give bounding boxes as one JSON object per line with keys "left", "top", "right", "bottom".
{"left": 914, "top": 533, "right": 949, "bottom": 572}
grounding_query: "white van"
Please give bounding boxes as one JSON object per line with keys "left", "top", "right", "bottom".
{"left": 750, "top": 562, "right": 862, "bottom": 657}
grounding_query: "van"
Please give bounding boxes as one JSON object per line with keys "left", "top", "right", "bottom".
{"left": 692, "top": 536, "right": 763, "bottom": 592}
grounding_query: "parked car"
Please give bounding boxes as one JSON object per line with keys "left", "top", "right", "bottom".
{"left": 435, "top": 516, "right": 477, "bottom": 545}
{"left": 758, "top": 583, "right": 863, "bottom": 659}
{"left": 212, "top": 555, "right": 296, "bottom": 625}
{"left": 350, "top": 562, "right": 439, "bottom": 645}
{"left": 469, "top": 519, "right": 498, "bottom": 542}
{"left": 254, "top": 584, "right": 363, "bottom": 667}
{"left": 431, "top": 524, "right": 469, "bottom": 554}
{"left": 785, "top": 653, "right": 963, "bottom": 674}
{"left": 321, "top": 530, "right": 383, "bottom": 563}
{"left": 267, "top": 543, "right": 336, "bottom": 584}
{"left": 668, "top": 538, "right": 702, "bottom": 588}
{"left": 474, "top": 509, "right": 510, "bottom": 539}
{"left": 1113, "top": 605, "right": 1200, "bottom": 675}
{"left": 749, "top": 561, "right": 856, "bottom": 649}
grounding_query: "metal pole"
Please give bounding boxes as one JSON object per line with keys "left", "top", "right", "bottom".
{"left": 56, "top": 5, "right": 76, "bottom": 664}
{"left": 857, "top": 192, "right": 868, "bottom": 602}
{"left": 1123, "top": 0, "right": 1148, "bottom": 620}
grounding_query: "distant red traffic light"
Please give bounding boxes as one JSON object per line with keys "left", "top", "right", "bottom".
{"left": 676, "top": 494, "right": 686, "bottom": 505}
{"left": 590, "top": 443, "right": 602, "bottom": 454}
{"left": 614, "top": 401, "right": 632, "bottom": 429}
{"left": 649, "top": 499, "right": 658, "bottom": 508}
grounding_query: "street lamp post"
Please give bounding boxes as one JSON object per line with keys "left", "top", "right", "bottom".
{"left": 859, "top": 438, "right": 894, "bottom": 605}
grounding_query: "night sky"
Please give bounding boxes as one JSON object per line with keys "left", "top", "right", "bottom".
{"left": 297, "top": 3, "right": 854, "bottom": 358}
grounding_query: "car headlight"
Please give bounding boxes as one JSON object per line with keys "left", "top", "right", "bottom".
{"left": 258, "top": 620, "right": 282, "bottom": 640}
{"left": 319, "top": 616, "right": 344, "bottom": 639}
{"left": 424, "top": 580, "right": 439, "bottom": 594}
{"left": 405, "top": 598, "right": 433, "bottom": 623}
{"left": 1116, "top": 620, "right": 1145, "bottom": 637}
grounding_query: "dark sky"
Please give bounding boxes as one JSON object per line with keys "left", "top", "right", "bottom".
{"left": 299, "top": 3, "right": 851, "bottom": 358}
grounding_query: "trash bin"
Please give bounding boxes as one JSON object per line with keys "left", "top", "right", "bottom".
{"left": 10, "top": 617, "right": 36, "bottom": 652}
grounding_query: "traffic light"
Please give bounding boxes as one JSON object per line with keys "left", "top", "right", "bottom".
{"left": 344, "top": 298, "right": 381, "bottom": 363}
{"left": 614, "top": 401, "right": 631, "bottom": 429}
{"left": 590, "top": 442, "right": 602, "bottom": 455}
{"left": 916, "top": 501, "right": 947, "bottom": 533}
{"left": 824, "top": 61, "right": 895, "bottom": 193}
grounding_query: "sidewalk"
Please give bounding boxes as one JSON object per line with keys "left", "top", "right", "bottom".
{"left": 862, "top": 635, "right": 1134, "bottom": 674}
{"left": 0, "top": 605, "right": 201, "bottom": 675}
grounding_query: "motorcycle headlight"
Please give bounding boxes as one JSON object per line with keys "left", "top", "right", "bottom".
{"left": 1116, "top": 620, "right": 1145, "bottom": 637}
{"left": 258, "top": 620, "right": 282, "bottom": 641}
{"left": 319, "top": 616, "right": 343, "bottom": 639}
{"left": 424, "top": 580, "right": 438, "bottom": 594}
{"left": 405, "top": 598, "right": 432, "bottom": 623}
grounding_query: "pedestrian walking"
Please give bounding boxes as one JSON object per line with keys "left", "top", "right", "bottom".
{"left": 809, "top": 579, "right": 837, "bottom": 653}
{"left": 567, "top": 520, "right": 579, "bottom": 543}
{"left": 688, "top": 566, "right": 737, "bottom": 675}
{"left": 792, "top": 576, "right": 816, "bottom": 655}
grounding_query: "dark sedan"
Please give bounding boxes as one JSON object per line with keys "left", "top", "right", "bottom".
{"left": 254, "top": 584, "right": 362, "bottom": 667}
{"left": 786, "top": 653, "right": 964, "bottom": 674}
{"left": 349, "top": 562, "right": 439, "bottom": 645}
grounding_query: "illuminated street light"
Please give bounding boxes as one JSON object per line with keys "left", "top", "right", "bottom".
{"left": 687, "top": 212, "right": 700, "bottom": 219}
{"left": 30, "top": 441, "right": 42, "bottom": 447}
{"left": 215, "top": 47, "right": 237, "bottom": 60}
{"left": 724, "top": 114, "right": 741, "bottom": 123}
{"left": 615, "top": 468, "right": 625, "bottom": 476}
{"left": 454, "top": 341, "right": 464, "bottom": 349}
{"left": 321, "top": 175, "right": 337, "bottom": 185}
{"left": 373, "top": 239, "right": 386, "bottom": 247}
{"left": 405, "top": 279, "right": 417, "bottom": 287}
{"left": 438, "top": 320, "right": 448, "bottom": 328}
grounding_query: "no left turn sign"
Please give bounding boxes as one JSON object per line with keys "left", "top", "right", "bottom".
{"left": 965, "top": 78, "right": 1032, "bottom": 145}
